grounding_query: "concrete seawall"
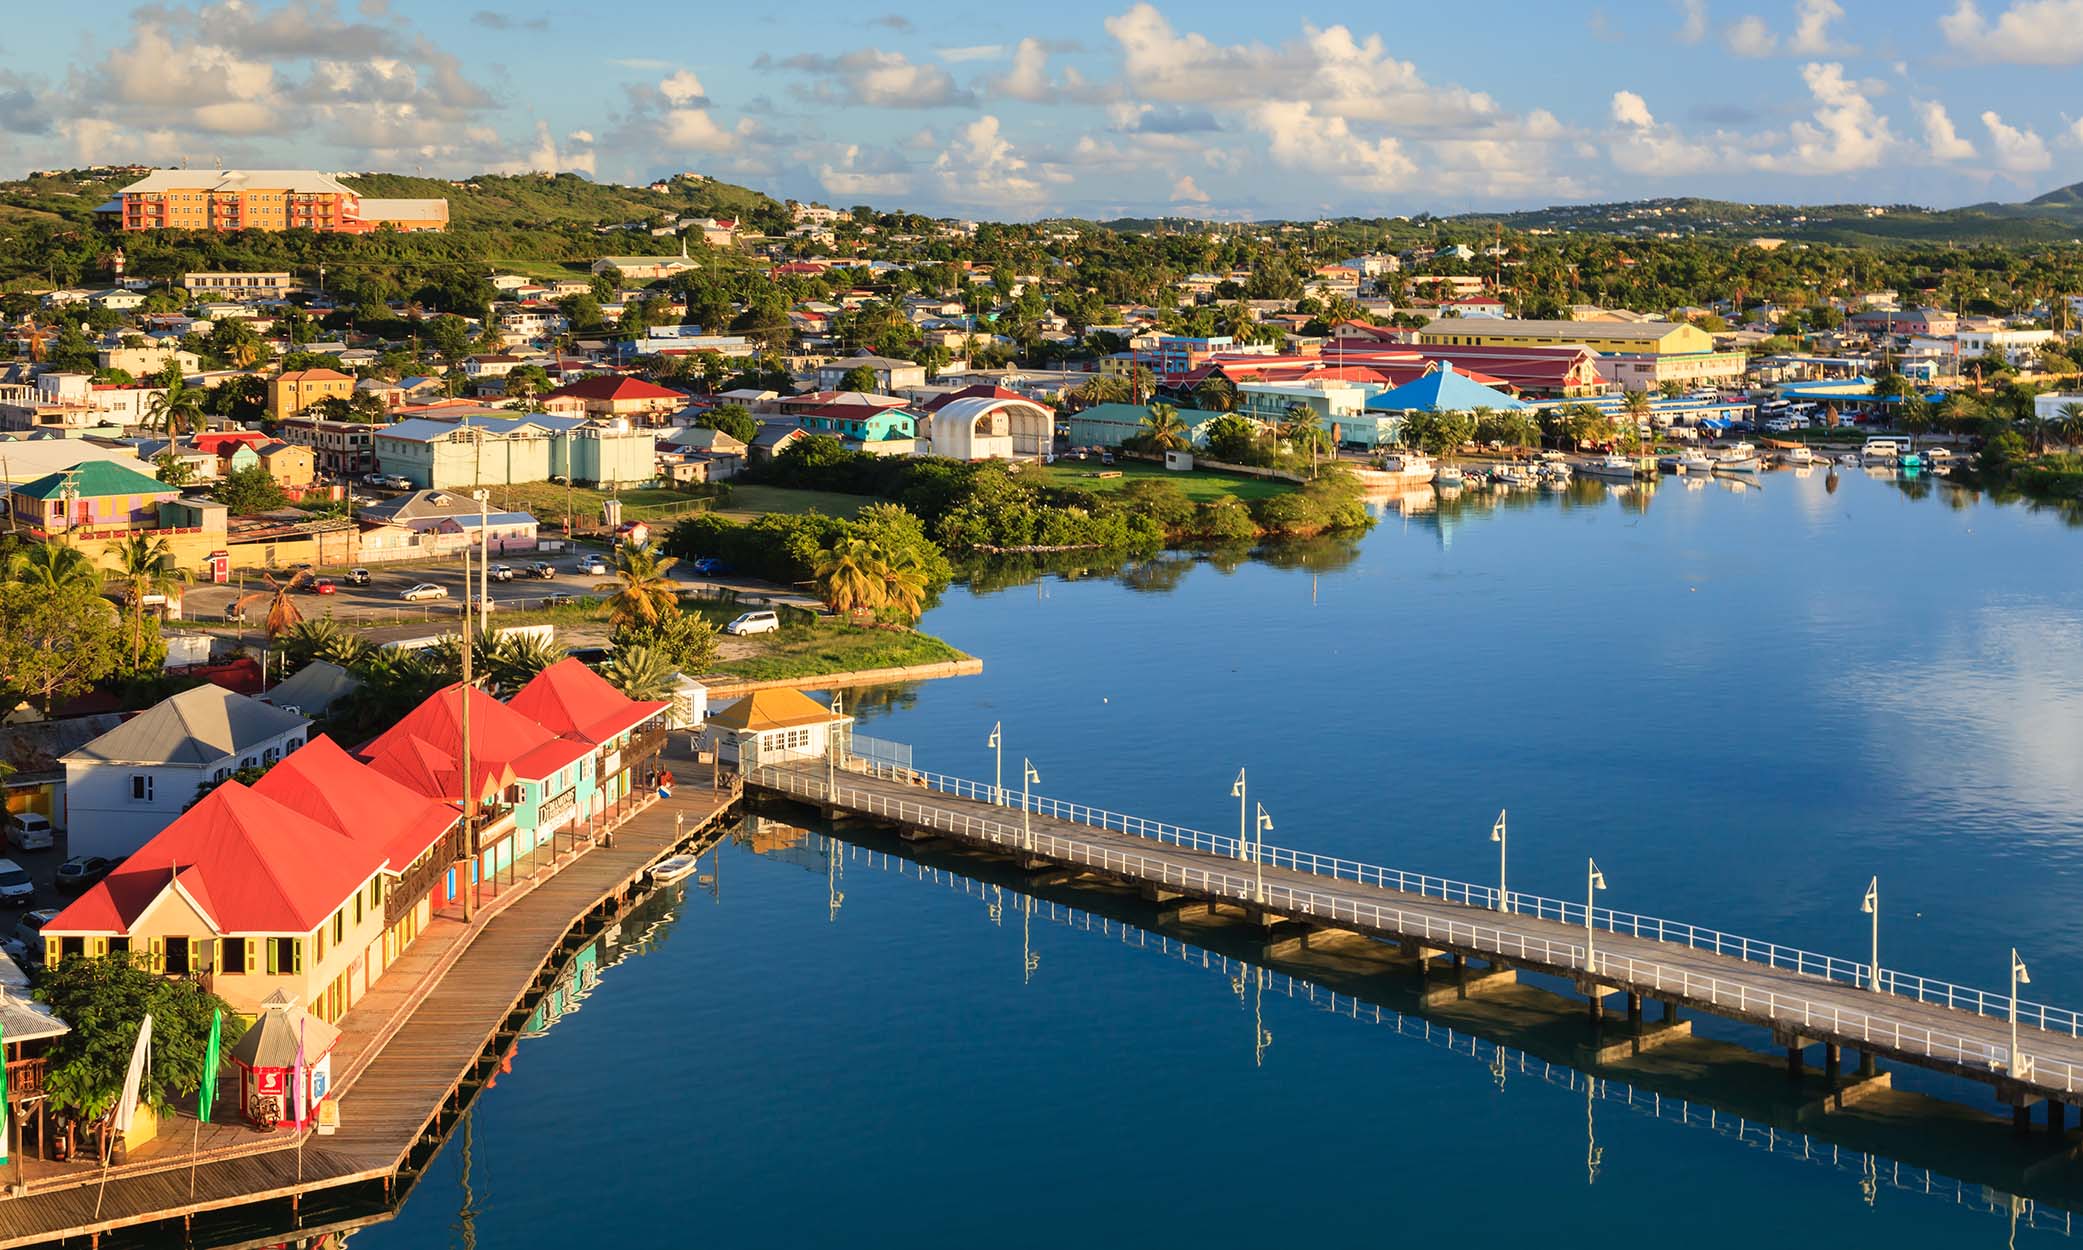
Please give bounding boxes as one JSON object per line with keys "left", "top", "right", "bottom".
{"left": 702, "top": 656, "right": 983, "bottom": 699}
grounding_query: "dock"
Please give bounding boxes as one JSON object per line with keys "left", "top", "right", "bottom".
{"left": 751, "top": 752, "right": 2083, "bottom": 1134}
{"left": 0, "top": 752, "right": 739, "bottom": 1249}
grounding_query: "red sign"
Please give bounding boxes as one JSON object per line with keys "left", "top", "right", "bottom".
{"left": 256, "top": 1068, "right": 287, "bottom": 1096}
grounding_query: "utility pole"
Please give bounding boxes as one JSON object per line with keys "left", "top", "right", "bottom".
{"left": 459, "top": 614, "right": 477, "bottom": 920}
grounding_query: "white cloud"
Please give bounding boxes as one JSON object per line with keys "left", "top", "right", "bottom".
{"left": 1607, "top": 90, "right": 1730, "bottom": 174}
{"left": 659, "top": 69, "right": 706, "bottom": 107}
{"left": 933, "top": 115, "right": 1045, "bottom": 207}
{"left": 1915, "top": 100, "right": 1976, "bottom": 160}
{"left": 1170, "top": 174, "right": 1211, "bottom": 203}
{"left": 1249, "top": 99, "right": 1415, "bottom": 190}
{"left": 1675, "top": 0, "right": 1710, "bottom": 42}
{"left": 768, "top": 48, "right": 974, "bottom": 108}
{"left": 989, "top": 37, "right": 1085, "bottom": 103}
{"left": 1941, "top": 0, "right": 2083, "bottom": 64}
{"left": 1757, "top": 61, "right": 1896, "bottom": 173}
{"left": 1610, "top": 90, "right": 1656, "bottom": 129}
{"left": 1981, "top": 109, "right": 2052, "bottom": 170}
{"left": 1722, "top": 14, "right": 1778, "bottom": 55}
{"left": 2071, "top": 117, "right": 2083, "bottom": 146}
{"left": 1790, "top": 0, "right": 1853, "bottom": 53}
{"left": 819, "top": 143, "right": 912, "bottom": 198}
{"left": 935, "top": 45, "right": 1007, "bottom": 63}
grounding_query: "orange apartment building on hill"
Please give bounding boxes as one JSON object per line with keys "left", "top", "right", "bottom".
{"left": 104, "top": 170, "right": 448, "bottom": 234}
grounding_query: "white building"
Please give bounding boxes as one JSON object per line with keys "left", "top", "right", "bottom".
{"left": 2034, "top": 393, "right": 2083, "bottom": 422}
{"left": 701, "top": 689, "right": 848, "bottom": 767}
{"left": 61, "top": 685, "right": 310, "bottom": 859}
{"left": 927, "top": 395, "right": 1054, "bottom": 460}
{"left": 1955, "top": 328, "right": 2057, "bottom": 367}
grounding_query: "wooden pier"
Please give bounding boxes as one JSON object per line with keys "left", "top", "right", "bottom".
{"left": 753, "top": 755, "right": 2083, "bottom": 1132}
{"left": 0, "top": 753, "right": 739, "bottom": 1249}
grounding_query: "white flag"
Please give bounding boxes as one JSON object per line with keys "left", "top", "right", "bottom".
{"left": 113, "top": 1013, "right": 153, "bottom": 1135}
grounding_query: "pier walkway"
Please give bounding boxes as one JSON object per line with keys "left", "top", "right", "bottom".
{"left": 0, "top": 755, "right": 739, "bottom": 1249}
{"left": 752, "top": 755, "right": 2083, "bottom": 1117}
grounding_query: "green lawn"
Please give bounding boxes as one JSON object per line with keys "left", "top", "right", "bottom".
{"left": 491, "top": 482, "right": 719, "bottom": 529}
{"left": 692, "top": 604, "right": 968, "bottom": 681}
{"left": 714, "top": 485, "right": 873, "bottom": 519}
{"left": 1019, "top": 459, "right": 1293, "bottom": 503}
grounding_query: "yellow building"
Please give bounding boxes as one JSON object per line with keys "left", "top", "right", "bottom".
{"left": 1418, "top": 318, "right": 1714, "bottom": 356}
{"left": 111, "top": 170, "right": 446, "bottom": 234}
{"left": 269, "top": 367, "right": 356, "bottom": 420}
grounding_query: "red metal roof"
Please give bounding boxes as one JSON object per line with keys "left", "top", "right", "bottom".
{"left": 47, "top": 782, "right": 385, "bottom": 936}
{"left": 508, "top": 658, "right": 669, "bottom": 748}
{"left": 544, "top": 375, "right": 684, "bottom": 402}
{"left": 921, "top": 385, "right": 1025, "bottom": 412}
{"left": 253, "top": 734, "right": 459, "bottom": 872}
{"left": 360, "top": 682, "right": 585, "bottom": 797}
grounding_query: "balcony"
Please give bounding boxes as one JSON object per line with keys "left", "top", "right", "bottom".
{"left": 7, "top": 1056, "right": 48, "bottom": 1102}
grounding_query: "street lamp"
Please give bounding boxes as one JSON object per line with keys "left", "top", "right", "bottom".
{"left": 1021, "top": 758, "right": 1040, "bottom": 853}
{"left": 1254, "top": 804, "right": 1273, "bottom": 905}
{"left": 987, "top": 722, "right": 1003, "bottom": 807}
{"left": 1861, "top": 877, "right": 1879, "bottom": 993}
{"left": 1585, "top": 858, "right": 1607, "bottom": 972}
{"left": 1231, "top": 768, "right": 1247, "bottom": 862}
{"left": 2012, "top": 949, "right": 2032, "bottom": 1078}
{"left": 469, "top": 488, "right": 491, "bottom": 639}
{"left": 1491, "top": 809, "right": 1508, "bottom": 913}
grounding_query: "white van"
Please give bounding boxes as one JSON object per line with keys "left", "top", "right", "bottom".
{"left": 724, "top": 610, "right": 782, "bottom": 636}
{"left": 1862, "top": 437, "right": 1904, "bottom": 460}
{"left": 5, "top": 814, "right": 52, "bottom": 852}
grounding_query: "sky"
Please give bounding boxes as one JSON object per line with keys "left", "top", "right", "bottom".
{"left": 4, "top": 0, "right": 2083, "bottom": 221}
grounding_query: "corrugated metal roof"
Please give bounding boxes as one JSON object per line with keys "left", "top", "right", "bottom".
{"left": 64, "top": 685, "right": 309, "bottom": 767}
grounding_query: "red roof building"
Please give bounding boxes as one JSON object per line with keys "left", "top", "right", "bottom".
{"left": 507, "top": 658, "right": 669, "bottom": 748}
{"left": 542, "top": 375, "right": 686, "bottom": 421}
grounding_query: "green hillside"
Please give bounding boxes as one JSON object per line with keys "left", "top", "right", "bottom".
{"left": 339, "top": 171, "right": 781, "bottom": 231}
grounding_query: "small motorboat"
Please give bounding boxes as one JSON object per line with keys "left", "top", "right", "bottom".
{"left": 1778, "top": 445, "right": 1816, "bottom": 466}
{"left": 1839, "top": 453, "right": 1863, "bottom": 466}
{"left": 1579, "top": 454, "right": 1637, "bottom": 481}
{"left": 1677, "top": 449, "right": 1716, "bottom": 474}
{"left": 1657, "top": 454, "right": 1685, "bottom": 474}
{"left": 1714, "top": 442, "right": 1761, "bottom": 474}
{"left": 1432, "top": 464, "right": 1464, "bottom": 487}
{"left": 652, "top": 853, "right": 703, "bottom": 884}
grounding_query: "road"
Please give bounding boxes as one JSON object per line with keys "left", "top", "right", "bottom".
{"left": 179, "top": 554, "right": 619, "bottom": 630}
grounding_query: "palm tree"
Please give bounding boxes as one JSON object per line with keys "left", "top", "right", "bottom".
{"left": 1937, "top": 392, "right": 1983, "bottom": 439}
{"left": 2055, "top": 402, "right": 2083, "bottom": 451}
{"left": 1192, "top": 375, "right": 1238, "bottom": 413}
{"left": 280, "top": 617, "right": 368, "bottom": 670}
{"left": 601, "top": 645, "right": 676, "bottom": 701}
{"left": 6, "top": 539, "right": 97, "bottom": 593}
{"left": 144, "top": 380, "right": 205, "bottom": 436}
{"left": 605, "top": 542, "right": 681, "bottom": 630}
{"left": 814, "top": 537, "right": 890, "bottom": 618}
{"left": 103, "top": 533, "right": 187, "bottom": 670}
{"left": 480, "top": 631, "right": 560, "bottom": 693}
{"left": 232, "top": 569, "right": 315, "bottom": 639}
{"left": 1140, "top": 402, "right": 1190, "bottom": 452}
{"left": 878, "top": 546, "right": 932, "bottom": 622}
{"left": 1896, "top": 394, "right": 1934, "bottom": 450}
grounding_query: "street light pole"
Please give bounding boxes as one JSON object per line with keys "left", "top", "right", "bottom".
{"left": 1231, "top": 768, "right": 1247, "bottom": 862}
{"left": 1021, "top": 758, "right": 1040, "bottom": 853}
{"left": 1491, "top": 809, "right": 1508, "bottom": 913}
{"left": 470, "top": 489, "right": 491, "bottom": 639}
{"left": 1585, "top": 858, "right": 1607, "bottom": 972}
{"left": 987, "top": 722, "right": 1003, "bottom": 807}
{"left": 1254, "top": 804, "right": 1273, "bottom": 905}
{"left": 2012, "top": 949, "right": 2032, "bottom": 1078}
{"left": 1862, "top": 876, "right": 1880, "bottom": 993}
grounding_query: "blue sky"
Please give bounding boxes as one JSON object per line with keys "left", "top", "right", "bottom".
{"left": 4, "top": 0, "right": 2083, "bottom": 219}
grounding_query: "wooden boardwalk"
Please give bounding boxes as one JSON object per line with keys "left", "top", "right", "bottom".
{"left": 756, "top": 759, "right": 2083, "bottom": 1120}
{"left": 0, "top": 758, "right": 739, "bottom": 1249}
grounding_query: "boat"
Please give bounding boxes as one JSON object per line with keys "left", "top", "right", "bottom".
{"left": 1580, "top": 454, "right": 1637, "bottom": 481}
{"left": 651, "top": 853, "right": 703, "bottom": 884}
{"left": 1432, "top": 464, "right": 1464, "bottom": 487}
{"left": 1778, "top": 445, "right": 1816, "bottom": 466}
{"left": 1677, "top": 449, "right": 1716, "bottom": 474}
{"left": 1899, "top": 451, "right": 1923, "bottom": 471}
{"left": 1839, "top": 453, "right": 1863, "bottom": 466}
{"left": 1714, "top": 442, "right": 1761, "bottom": 474}
{"left": 1381, "top": 452, "right": 1436, "bottom": 481}
{"left": 1657, "top": 454, "right": 1685, "bottom": 474}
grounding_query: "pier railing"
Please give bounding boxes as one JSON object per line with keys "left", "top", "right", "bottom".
{"left": 776, "top": 756, "right": 2083, "bottom": 1090}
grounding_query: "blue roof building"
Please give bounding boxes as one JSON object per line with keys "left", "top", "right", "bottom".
{"left": 1364, "top": 363, "right": 1529, "bottom": 414}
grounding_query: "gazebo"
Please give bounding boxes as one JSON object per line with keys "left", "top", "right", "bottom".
{"left": 702, "top": 689, "right": 851, "bottom": 767}
{"left": 229, "top": 991, "right": 340, "bottom": 1130}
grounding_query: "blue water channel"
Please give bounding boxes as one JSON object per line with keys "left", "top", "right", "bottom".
{"left": 362, "top": 468, "right": 2083, "bottom": 1248}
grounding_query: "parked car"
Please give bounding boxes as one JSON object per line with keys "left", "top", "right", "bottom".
{"left": 308, "top": 578, "right": 337, "bottom": 595}
{"left": 490, "top": 564, "right": 516, "bottom": 582}
{"left": 544, "top": 592, "right": 580, "bottom": 607}
{"left": 223, "top": 603, "right": 249, "bottom": 623}
{"left": 691, "top": 557, "right": 729, "bottom": 575}
{"left": 0, "top": 859, "right": 34, "bottom": 905}
{"left": 724, "top": 610, "right": 782, "bottom": 637}
{"left": 577, "top": 556, "right": 611, "bottom": 576}
{"left": 6, "top": 813, "right": 54, "bottom": 852}
{"left": 526, "top": 562, "right": 558, "bottom": 579}
{"left": 347, "top": 567, "right": 372, "bottom": 587}
{"left": 361, "top": 472, "right": 388, "bottom": 487}
{"left": 7, "top": 909, "right": 59, "bottom": 967}
{"left": 401, "top": 583, "right": 447, "bottom": 602}
{"left": 467, "top": 596, "right": 497, "bottom": 614}
{"left": 388, "top": 475, "right": 416, "bottom": 490}
{"left": 54, "top": 855, "right": 117, "bottom": 893}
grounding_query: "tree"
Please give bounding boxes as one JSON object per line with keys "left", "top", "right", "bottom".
{"left": 699, "top": 403, "right": 758, "bottom": 444}
{"left": 605, "top": 542, "right": 682, "bottom": 629}
{"left": 601, "top": 644, "right": 676, "bottom": 701}
{"left": 813, "top": 536, "right": 889, "bottom": 618}
{"left": 838, "top": 364, "right": 881, "bottom": 393}
{"left": 103, "top": 533, "right": 186, "bottom": 672}
{"left": 232, "top": 570, "right": 315, "bottom": 639}
{"left": 1139, "top": 402, "right": 1189, "bottom": 452}
{"left": 212, "top": 466, "right": 287, "bottom": 515}
{"left": 0, "top": 580, "right": 123, "bottom": 713}
{"left": 1192, "top": 375, "right": 1238, "bottom": 413}
{"left": 153, "top": 452, "right": 195, "bottom": 487}
{"left": 2055, "top": 402, "right": 2083, "bottom": 450}
{"left": 6, "top": 539, "right": 98, "bottom": 593}
{"left": 480, "top": 630, "right": 561, "bottom": 693}
{"left": 1896, "top": 394, "right": 1934, "bottom": 449}
{"left": 144, "top": 379, "right": 206, "bottom": 436}
{"left": 279, "top": 617, "right": 368, "bottom": 671}
{"left": 610, "top": 609, "right": 719, "bottom": 674}
{"left": 35, "top": 955, "right": 243, "bottom": 1121}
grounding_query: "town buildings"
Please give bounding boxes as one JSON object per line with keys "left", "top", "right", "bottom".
{"left": 105, "top": 169, "right": 447, "bottom": 234}
{"left": 269, "top": 368, "right": 356, "bottom": 420}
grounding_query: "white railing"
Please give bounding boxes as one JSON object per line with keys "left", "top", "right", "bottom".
{"left": 822, "top": 756, "right": 2083, "bottom": 1045}
{"left": 756, "top": 762, "right": 2083, "bottom": 1097}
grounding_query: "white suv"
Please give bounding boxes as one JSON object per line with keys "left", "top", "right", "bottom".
{"left": 724, "top": 610, "right": 782, "bottom": 636}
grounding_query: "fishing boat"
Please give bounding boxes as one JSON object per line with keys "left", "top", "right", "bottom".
{"left": 1580, "top": 454, "right": 1638, "bottom": 481}
{"left": 652, "top": 853, "right": 703, "bottom": 884}
{"left": 1778, "top": 445, "right": 1817, "bottom": 466}
{"left": 1657, "top": 454, "right": 1685, "bottom": 474}
{"left": 1381, "top": 451, "right": 1436, "bottom": 481}
{"left": 1432, "top": 463, "right": 1464, "bottom": 487}
{"left": 1713, "top": 442, "right": 1761, "bottom": 474}
{"left": 1677, "top": 449, "right": 1716, "bottom": 474}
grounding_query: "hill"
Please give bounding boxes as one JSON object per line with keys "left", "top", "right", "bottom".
{"left": 2029, "top": 180, "right": 2083, "bottom": 208}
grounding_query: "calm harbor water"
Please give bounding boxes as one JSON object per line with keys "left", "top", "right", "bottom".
{"left": 360, "top": 468, "right": 2083, "bottom": 1249}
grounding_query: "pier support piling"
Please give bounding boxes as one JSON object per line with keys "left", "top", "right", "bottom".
{"left": 1627, "top": 993, "right": 1642, "bottom": 1028}
{"left": 1787, "top": 1045, "right": 1804, "bottom": 1078}
{"left": 2052, "top": 1101, "right": 2067, "bottom": 1137}
{"left": 2017, "top": 1103, "right": 2035, "bottom": 1137}
{"left": 1825, "top": 1042, "right": 1841, "bottom": 1085}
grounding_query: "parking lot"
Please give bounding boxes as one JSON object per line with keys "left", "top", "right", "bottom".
{"left": 179, "top": 553, "right": 626, "bottom": 628}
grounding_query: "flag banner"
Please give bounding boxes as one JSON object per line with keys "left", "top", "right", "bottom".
{"left": 198, "top": 1009, "right": 222, "bottom": 1124}
{"left": 291, "top": 1019, "right": 307, "bottom": 1125}
{"left": 1, "top": 1021, "right": 10, "bottom": 1165}
{"left": 114, "top": 1013, "right": 154, "bottom": 1135}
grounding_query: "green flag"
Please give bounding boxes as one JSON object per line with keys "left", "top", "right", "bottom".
{"left": 197, "top": 1008, "right": 222, "bottom": 1125}
{"left": 0, "top": 1020, "right": 9, "bottom": 1165}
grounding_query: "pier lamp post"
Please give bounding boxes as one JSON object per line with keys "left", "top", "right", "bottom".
{"left": 1585, "top": 858, "right": 1607, "bottom": 972}
{"left": 827, "top": 692, "right": 843, "bottom": 799}
{"left": 1861, "top": 877, "right": 1879, "bottom": 993}
{"left": 1022, "top": 759, "right": 1041, "bottom": 853}
{"left": 1232, "top": 769, "right": 1247, "bottom": 862}
{"left": 987, "top": 722, "right": 1003, "bottom": 807}
{"left": 2012, "top": 949, "right": 2032, "bottom": 1078}
{"left": 1491, "top": 809, "right": 1508, "bottom": 914}
{"left": 1254, "top": 804, "right": 1274, "bottom": 905}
